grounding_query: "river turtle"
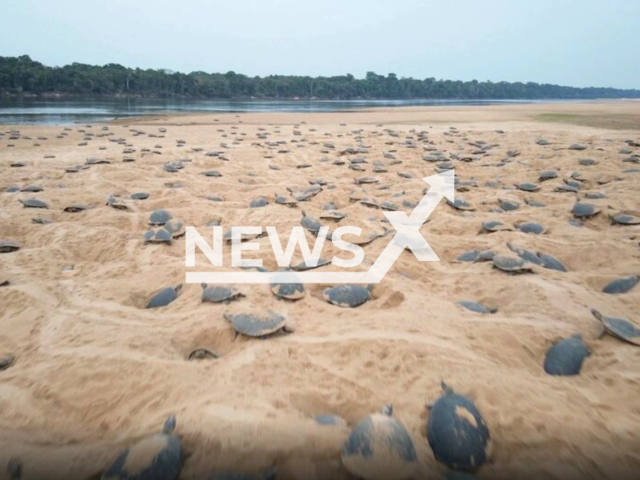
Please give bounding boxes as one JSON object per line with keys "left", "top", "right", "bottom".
{"left": 203, "top": 170, "right": 223, "bottom": 177}
{"left": 187, "top": 348, "right": 220, "bottom": 361}
{"left": 611, "top": 213, "right": 640, "bottom": 225}
{"left": 356, "top": 176, "right": 379, "bottom": 185}
{"left": 270, "top": 273, "right": 305, "bottom": 300}
{"left": 480, "top": 221, "right": 512, "bottom": 233}
{"left": 456, "top": 300, "right": 497, "bottom": 314}
{"left": 602, "top": 276, "right": 639, "bottom": 295}
{"left": 516, "top": 222, "right": 546, "bottom": 235}
{"left": 201, "top": 284, "right": 244, "bottom": 303}
{"left": 591, "top": 309, "right": 640, "bottom": 346}
{"left": 568, "top": 144, "right": 587, "bottom": 151}
{"left": 579, "top": 159, "right": 597, "bottom": 166}
{"left": 497, "top": 198, "right": 520, "bottom": 211}
{"left": 102, "top": 415, "right": 182, "bottom": 480}
{"left": 250, "top": 196, "right": 268, "bottom": 208}
{"left": 275, "top": 195, "right": 298, "bottom": 207}
{"left": 107, "top": 195, "right": 132, "bottom": 211}
{"left": 293, "top": 258, "right": 331, "bottom": 271}
{"left": 131, "top": 192, "right": 150, "bottom": 200}
{"left": 315, "top": 414, "right": 347, "bottom": 427}
{"left": 146, "top": 284, "right": 182, "bottom": 309}
{"left": 426, "top": 383, "right": 490, "bottom": 472}
{"left": 341, "top": 405, "right": 417, "bottom": 480}
{"left": 301, "top": 212, "right": 323, "bottom": 235}
{"left": 537, "top": 252, "right": 567, "bottom": 272}
{"left": 538, "top": 170, "right": 558, "bottom": 182}
{"left": 320, "top": 210, "right": 346, "bottom": 220}
{"left": 21, "top": 185, "right": 43, "bottom": 193}
{"left": 515, "top": 182, "right": 540, "bottom": 192}
{"left": 0, "top": 240, "right": 20, "bottom": 253}
{"left": 584, "top": 192, "right": 607, "bottom": 200}
{"left": 506, "top": 243, "right": 542, "bottom": 265}
{"left": 149, "top": 209, "right": 172, "bottom": 226}
{"left": 86, "top": 157, "right": 110, "bottom": 165}
{"left": 144, "top": 229, "right": 173, "bottom": 245}
{"left": 455, "top": 249, "right": 495, "bottom": 263}
{"left": 19, "top": 198, "right": 49, "bottom": 209}
{"left": 447, "top": 199, "right": 475, "bottom": 211}
{"left": 163, "top": 219, "right": 186, "bottom": 238}
{"left": 323, "top": 285, "right": 372, "bottom": 308}
{"left": 572, "top": 202, "right": 600, "bottom": 219}
{"left": 224, "top": 311, "right": 292, "bottom": 338}
{"left": 543, "top": 335, "right": 590, "bottom": 376}
{"left": 64, "top": 204, "right": 96, "bottom": 213}
{"left": 492, "top": 255, "right": 533, "bottom": 274}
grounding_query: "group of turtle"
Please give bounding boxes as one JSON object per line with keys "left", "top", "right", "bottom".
{"left": 5, "top": 384, "right": 490, "bottom": 480}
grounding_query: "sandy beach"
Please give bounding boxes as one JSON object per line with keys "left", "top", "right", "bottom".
{"left": 1, "top": 101, "right": 640, "bottom": 479}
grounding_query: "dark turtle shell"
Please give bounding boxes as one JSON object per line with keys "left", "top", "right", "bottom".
{"left": 202, "top": 170, "right": 223, "bottom": 177}
{"left": 163, "top": 219, "right": 185, "bottom": 238}
{"left": 19, "top": 198, "right": 49, "bottom": 209}
{"left": 201, "top": 284, "right": 244, "bottom": 303}
{"left": 64, "top": 204, "right": 95, "bottom": 213}
{"left": 516, "top": 222, "right": 545, "bottom": 235}
{"left": 149, "top": 209, "right": 172, "bottom": 226}
{"left": 544, "top": 335, "right": 590, "bottom": 376}
{"left": 224, "top": 311, "right": 288, "bottom": 337}
{"left": 507, "top": 243, "right": 542, "bottom": 266}
{"left": 0, "top": 240, "right": 20, "bottom": 253}
{"left": 572, "top": 202, "right": 600, "bottom": 219}
{"left": 447, "top": 199, "right": 475, "bottom": 211}
{"left": 323, "top": 285, "right": 371, "bottom": 308}
{"left": 591, "top": 309, "right": 640, "bottom": 346}
{"left": 515, "top": 182, "right": 540, "bottom": 192}
{"left": 0, "top": 354, "right": 15, "bottom": 371}
{"left": 145, "top": 229, "right": 173, "bottom": 245}
{"left": 187, "top": 348, "right": 220, "bottom": 361}
{"left": 498, "top": 198, "right": 520, "bottom": 211}
{"left": 301, "top": 213, "right": 323, "bottom": 235}
{"left": 131, "top": 192, "right": 150, "bottom": 200}
{"left": 456, "top": 300, "right": 497, "bottom": 314}
{"left": 275, "top": 195, "right": 298, "bottom": 207}
{"left": 455, "top": 250, "right": 495, "bottom": 263}
{"left": 537, "top": 252, "right": 567, "bottom": 272}
{"left": 481, "top": 221, "right": 511, "bottom": 233}
{"left": 538, "top": 170, "right": 558, "bottom": 181}
{"left": 146, "top": 284, "right": 182, "bottom": 309}
{"left": 102, "top": 416, "right": 182, "bottom": 480}
{"left": 568, "top": 144, "right": 587, "bottom": 151}
{"left": 492, "top": 255, "right": 533, "bottom": 273}
{"left": 427, "top": 386, "right": 490, "bottom": 472}
{"left": 342, "top": 409, "right": 417, "bottom": 480}
{"left": 602, "top": 276, "right": 639, "bottom": 295}
{"left": 250, "top": 196, "right": 268, "bottom": 208}
{"left": 611, "top": 213, "right": 640, "bottom": 225}
{"left": 270, "top": 281, "right": 305, "bottom": 300}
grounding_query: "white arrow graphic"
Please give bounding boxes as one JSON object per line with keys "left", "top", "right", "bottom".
{"left": 186, "top": 170, "right": 455, "bottom": 284}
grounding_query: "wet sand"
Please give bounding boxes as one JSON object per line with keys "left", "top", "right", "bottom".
{"left": 1, "top": 101, "right": 640, "bottom": 479}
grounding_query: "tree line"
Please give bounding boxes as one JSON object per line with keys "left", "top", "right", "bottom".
{"left": 1, "top": 55, "right": 638, "bottom": 100}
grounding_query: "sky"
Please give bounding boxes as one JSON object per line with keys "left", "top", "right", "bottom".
{"left": 1, "top": 0, "right": 639, "bottom": 89}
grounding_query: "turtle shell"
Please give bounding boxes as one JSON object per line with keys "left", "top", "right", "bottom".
{"left": 538, "top": 170, "right": 558, "bottom": 181}
{"left": 516, "top": 182, "right": 540, "bottom": 192}
{"left": 537, "top": 252, "right": 567, "bottom": 272}
{"left": 492, "top": 255, "right": 533, "bottom": 273}
{"left": 572, "top": 202, "right": 600, "bottom": 219}
{"left": 323, "top": 285, "right": 371, "bottom": 308}
{"left": 481, "top": 221, "right": 512, "bottom": 233}
{"left": 447, "top": 199, "right": 475, "bottom": 211}
{"left": 64, "top": 204, "right": 95, "bottom": 213}
{"left": 163, "top": 219, "right": 186, "bottom": 238}
{"left": 456, "top": 300, "right": 496, "bottom": 314}
{"left": 301, "top": 213, "right": 322, "bottom": 235}
{"left": 250, "top": 197, "right": 268, "bottom": 208}
{"left": 591, "top": 309, "right": 640, "bottom": 346}
{"left": 203, "top": 170, "right": 223, "bottom": 177}
{"left": 341, "top": 411, "right": 417, "bottom": 480}
{"left": 201, "top": 284, "right": 243, "bottom": 303}
{"left": 427, "top": 388, "right": 490, "bottom": 472}
{"left": 270, "top": 281, "right": 305, "bottom": 300}
{"left": 224, "top": 311, "right": 287, "bottom": 337}
{"left": 315, "top": 414, "right": 347, "bottom": 427}
{"left": 320, "top": 210, "right": 346, "bottom": 220}
{"left": 455, "top": 250, "right": 495, "bottom": 263}
{"left": 19, "top": 198, "right": 49, "bottom": 209}
{"left": 102, "top": 419, "right": 182, "bottom": 480}
{"left": 516, "top": 222, "right": 545, "bottom": 235}
{"left": 131, "top": 192, "right": 150, "bottom": 200}
{"left": 275, "top": 195, "right": 298, "bottom": 207}
{"left": 149, "top": 209, "right": 172, "bottom": 226}
{"left": 0, "top": 240, "right": 20, "bottom": 253}
{"left": 507, "top": 243, "right": 542, "bottom": 266}
{"left": 498, "top": 199, "right": 520, "bottom": 211}
{"left": 544, "top": 335, "right": 590, "bottom": 376}
{"left": 146, "top": 285, "right": 182, "bottom": 309}
{"left": 602, "top": 276, "right": 639, "bottom": 295}
{"left": 145, "top": 229, "right": 173, "bottom": 245}
{"left": 611, "top": 213, "right": 640, "bottom": 225}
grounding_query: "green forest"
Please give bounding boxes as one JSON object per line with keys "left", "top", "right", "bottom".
{"left": 1, "top": 55, "right": 639, "bottom": 100}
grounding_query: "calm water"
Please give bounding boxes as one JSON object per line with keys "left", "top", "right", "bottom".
{"left": 0, "top": 97, "right": 539, "bottom": 125}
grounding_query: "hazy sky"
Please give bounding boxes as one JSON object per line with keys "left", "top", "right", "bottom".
{"left": 2, "top": 0, "right": 639, "bottom": 89}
